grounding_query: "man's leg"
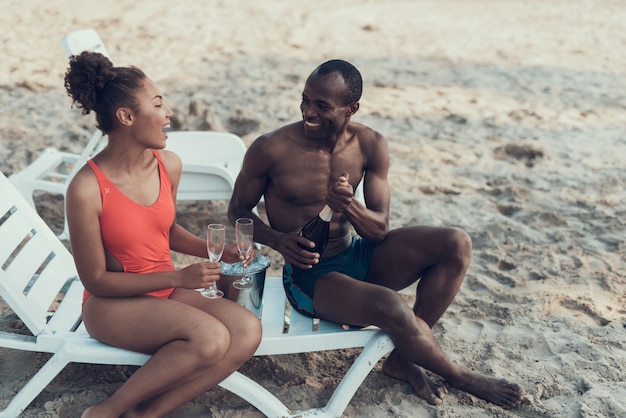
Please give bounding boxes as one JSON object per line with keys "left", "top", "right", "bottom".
{"left": 367, "top": 226, "right": 470, "bottom": 404}
{"left": 314, "top": 226, "right": 525, "bottom": 408}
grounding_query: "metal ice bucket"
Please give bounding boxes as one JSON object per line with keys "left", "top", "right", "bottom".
{"left": 218, "top": 255, "right": 271, "bottom": 317}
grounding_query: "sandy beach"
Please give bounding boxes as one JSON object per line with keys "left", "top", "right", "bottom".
{"left": 1, "top": 0, "right": 625, "bottom": 416}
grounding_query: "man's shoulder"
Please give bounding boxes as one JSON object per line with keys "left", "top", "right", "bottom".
{"left": 262, "top": 121, "right": 301, "bottom": 140}
{"left": 350, "top": 121, "right": 386, "bottom": 144}
{"left": 252, "top": 122, "right": 302, "bottom": 149}
{"left": 247, "top": 122, "right": 302, "bottom": 162}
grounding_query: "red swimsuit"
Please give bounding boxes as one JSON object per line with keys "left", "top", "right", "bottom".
{"left": 84, "top": 150, "right": 176, "bottom": 302}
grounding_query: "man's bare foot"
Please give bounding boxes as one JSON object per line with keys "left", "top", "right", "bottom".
{"left": 449, "top": 370, "right": 526, "bottom": 409}
{"left": 382, "top": 350, "right": 448, "bottom": 405}
{"left": 382, "top": 350, "right": 525, "bottom": 409}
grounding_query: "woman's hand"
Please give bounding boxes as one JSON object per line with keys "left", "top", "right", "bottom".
{"left": 178, "top": 262, "right": 221, "bottom": 289}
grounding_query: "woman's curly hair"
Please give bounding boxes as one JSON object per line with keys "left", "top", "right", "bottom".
{"left": 64, "top": 51, "right": 146, "bottom": 134}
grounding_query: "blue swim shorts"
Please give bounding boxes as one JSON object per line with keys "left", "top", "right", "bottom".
{"left": 282, "top": 236, "right": 375, "bottom": 317}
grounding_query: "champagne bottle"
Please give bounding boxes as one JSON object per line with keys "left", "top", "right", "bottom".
{"left": 298, "top": 204, "right": 333, "bottom": 254}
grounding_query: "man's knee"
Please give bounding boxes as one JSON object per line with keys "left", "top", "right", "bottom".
{"left": 371, "top": 288, "right": 414, "bottom": 327}
{"left": 446, "top": 227, "right": 472, "bottom": 260}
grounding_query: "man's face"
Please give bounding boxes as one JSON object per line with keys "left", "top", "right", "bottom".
{"left": 300, "top": 71, "right": 351, "bottom": 140}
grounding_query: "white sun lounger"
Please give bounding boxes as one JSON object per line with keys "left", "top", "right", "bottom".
{"left": 0, "top": 170, "right": 394, "bottom": 417}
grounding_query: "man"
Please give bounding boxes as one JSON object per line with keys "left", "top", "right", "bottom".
{"left": 228, "top": 59, "right": 525, "bottom": 409}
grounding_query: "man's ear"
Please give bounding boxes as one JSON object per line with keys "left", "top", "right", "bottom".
{"left": 116, "top": 107, "right": 134, "bottom": 126}
{"left": 346, "top": 102, "right": 360, "bottom": 117}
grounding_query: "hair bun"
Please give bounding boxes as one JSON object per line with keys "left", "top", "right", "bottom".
{"left": 64, "top": 51, "right": 115, "bottom": 114}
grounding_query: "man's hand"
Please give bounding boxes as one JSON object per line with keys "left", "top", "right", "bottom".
{"left": 222, "top": 242, "right": 255, "bottom": 267}
{"left": 276, "top": 232, "right": 321, "bottom": 269}
{"left": 326, "top": 172, "right": 353, "bottom": 213}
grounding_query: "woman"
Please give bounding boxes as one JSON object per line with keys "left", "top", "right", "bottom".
{"left": 64, "top": 51, "right": 261, "bottom": 417}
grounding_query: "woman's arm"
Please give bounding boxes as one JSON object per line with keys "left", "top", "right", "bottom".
{"left": 160, "top": 149, "right": 251, "bottom": 265}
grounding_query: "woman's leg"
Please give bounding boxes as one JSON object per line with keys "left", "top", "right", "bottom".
{"left": 80, "top": 292, "right": 259, "bottom": 418}
{"left": 132, "top": 289, "right": 261, "bottom": 416}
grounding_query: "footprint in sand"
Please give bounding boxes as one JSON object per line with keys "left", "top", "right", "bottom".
{"left": 560, "top": 297, "right": 611, "bottom": 326}
{"left": 494, "top": 143, "right": 545, "bottom": 167}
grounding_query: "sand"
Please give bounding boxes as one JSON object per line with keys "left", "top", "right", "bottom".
{"left": 1, "top": 0, "right": 625, "bottom": 417}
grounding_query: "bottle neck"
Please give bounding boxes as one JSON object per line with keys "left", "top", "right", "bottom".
{"left": 319, "top": 204, "right": 333, "bottom": 222}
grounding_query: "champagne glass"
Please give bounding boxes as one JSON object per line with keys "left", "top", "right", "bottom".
{"left": 201, "top": 224, "right": 225, "bottom": 298}
{"left": 233, "top": 218, "right": 254, "bottom": 289}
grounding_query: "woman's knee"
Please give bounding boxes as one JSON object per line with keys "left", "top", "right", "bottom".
{"left": 233, "top": 312, "right": 262, "bottom": 358}
{"left": 193, "top": 323, "right": 231, "bottom": 365}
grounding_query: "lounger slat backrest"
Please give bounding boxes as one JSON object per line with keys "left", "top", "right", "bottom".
{"left": 0, "top": 172, "right": 79, "bottom": 336}
{"left": 164, "top": 131, "right": 247, "bottom": 166}
{"left": 21, "top": 249, "right": 74, "bottom": 311}
{"left": 62, "top": 28, "right": 111, "bottom": 59}
{"left": 174, "top": 163, "right": 235, "bottom": 200}
{"left": 3, "top": 227, "right": 53, "bottom": 295}
{"left": 45, "top": 278, "right": 83, "bottom": 332}
{"left": 0, "top": 204, "right": 43, "bottom": 294}
{"left": 0, "top": 206, "right": 30, "bottom": 274}
{"left": 65, "top": 130, "right": 108, "bottom": 181}
{"left": 164, "top": 131, "right": 247, "bottom": 201}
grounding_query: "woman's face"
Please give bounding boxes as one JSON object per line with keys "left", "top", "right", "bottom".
{"left": 130, "top": 78, "right": 173, "bottom": 149}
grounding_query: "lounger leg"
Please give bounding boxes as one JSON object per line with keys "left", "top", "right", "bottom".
{"left": 320, "top": 331, "right": 394, "bottom": 418}
{"left": 219, "top": 371, "right": 293, "bottom": 417}
{"left": 0, "top": 350, "right": 72, "bottom": 418}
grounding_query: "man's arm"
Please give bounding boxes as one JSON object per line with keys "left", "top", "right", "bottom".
{"left": 328, "top": 129, "right": 390, "bottom": 243}
{"left": 228, "top": 135, "right": 283, "bottom": 248}
{"left": 228, "top": 132, "right": 324, "bottom": 269}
